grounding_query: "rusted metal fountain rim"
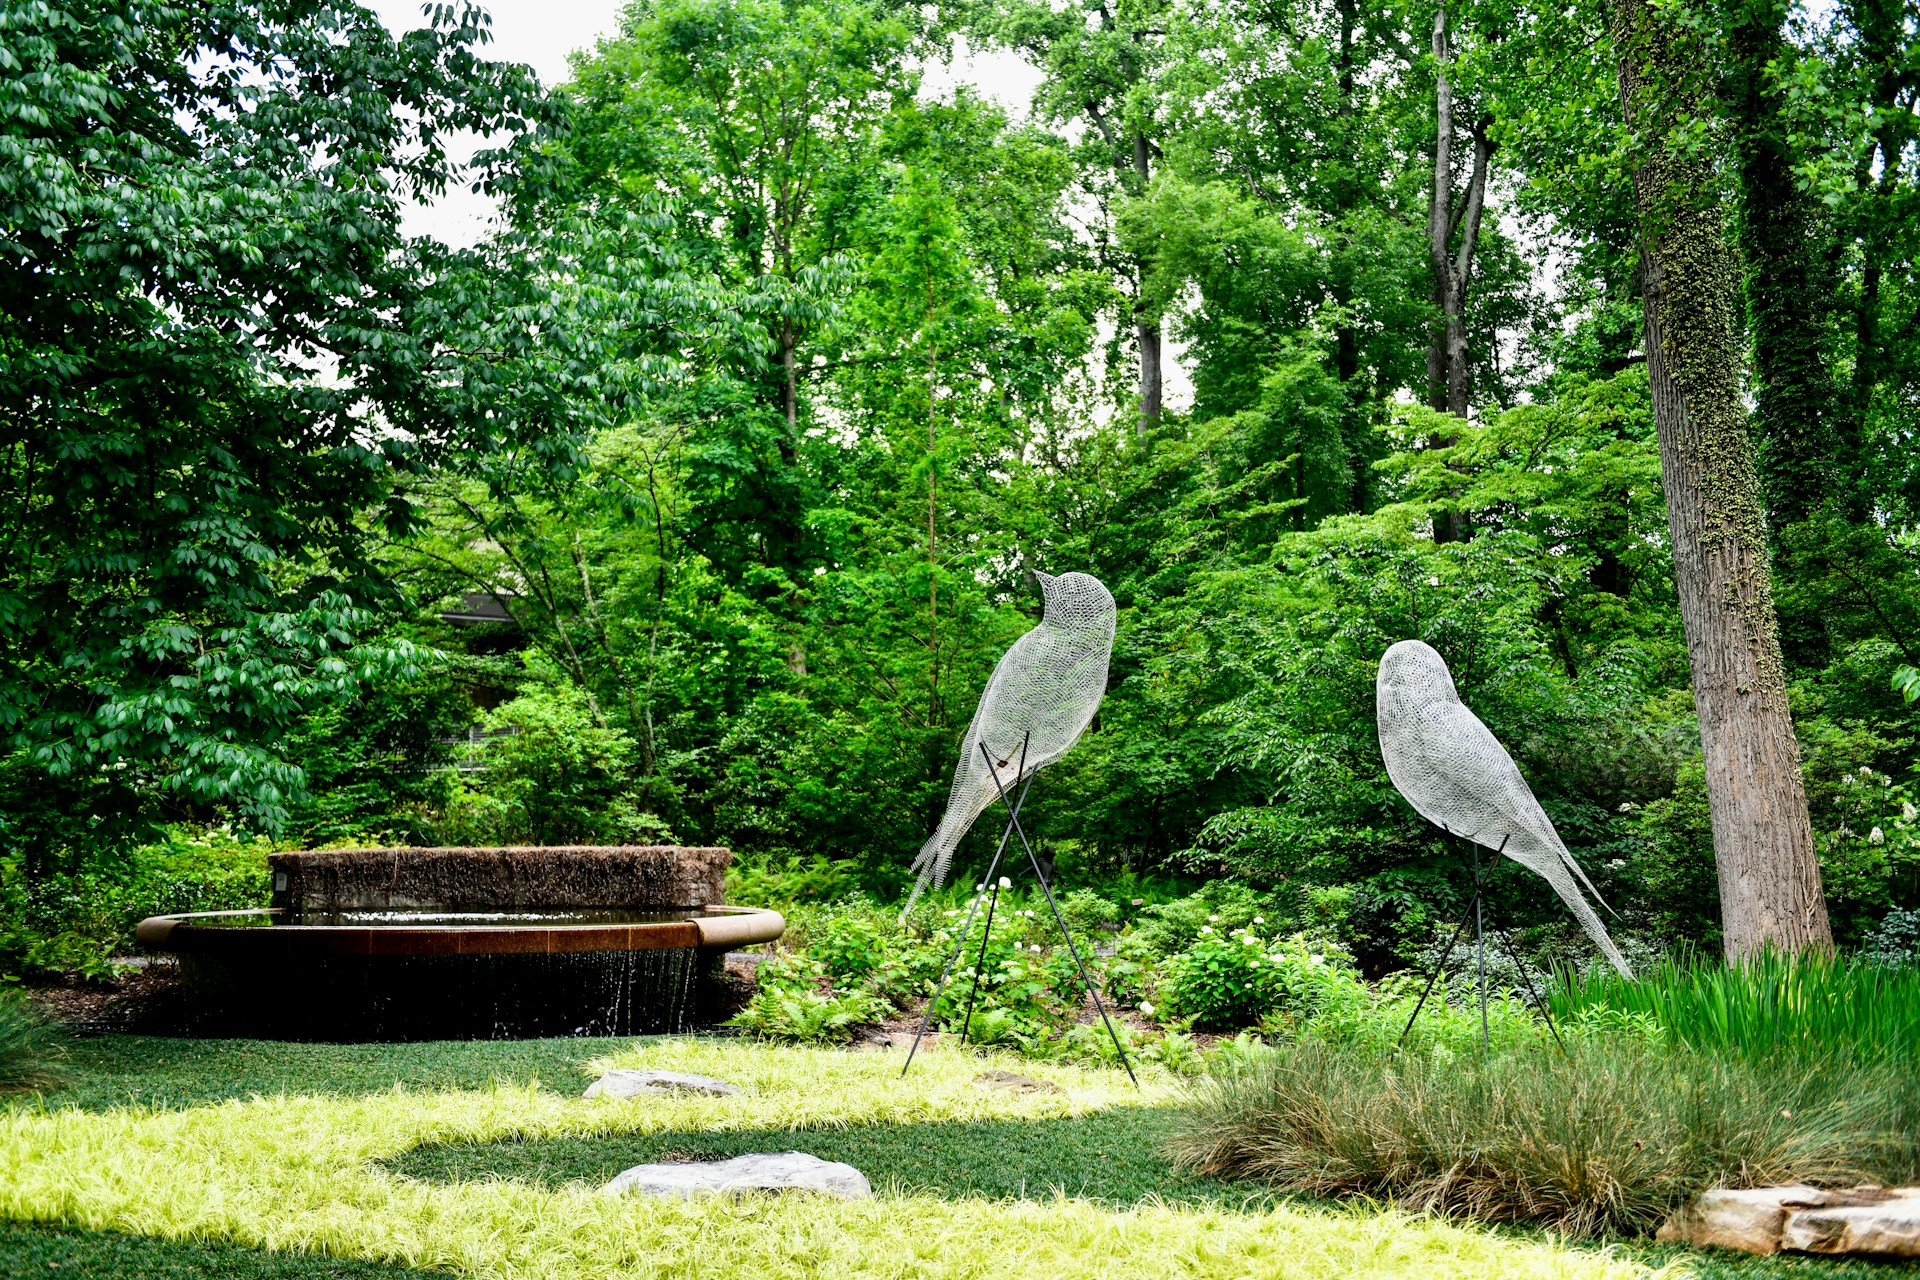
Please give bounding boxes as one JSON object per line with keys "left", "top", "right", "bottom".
{"left": 135, "top": 904, "right": 786, "bottom": 958}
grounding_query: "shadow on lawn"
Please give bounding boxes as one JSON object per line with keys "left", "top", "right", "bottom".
{"left": 17, "top": 1034, "right": 628, "bottom": 1113}
{"left": 384, "top": 1107, "right": 1285, "bottom": 1210}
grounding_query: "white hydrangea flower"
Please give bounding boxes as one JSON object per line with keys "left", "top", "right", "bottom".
{"left": 1870, "top": 826, "right": 1886, "bottom": 845}
{"left": 1242, "top": 935, "right": 1259, "bottom": 946}
{"left": 1208, "top": 914, "right": 1221, "bottom": 922}
{"left": 1199, "top": 925, "right": 1213, "bottom": 935}
{"left": 998, "top": 876, "right": 1012, "bottom": 889}
{"left": 1247, "top": 959, "right": 1261, "bottom": 968}
{"left": 1139, "top": 1001, "right": 1155, "bottom": 1017}
{"left": 1904, "top": 802, "right": 1917, "bottom": 822}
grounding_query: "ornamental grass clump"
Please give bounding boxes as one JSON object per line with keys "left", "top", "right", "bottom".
{"left": 1172, "top": 1035, "right": 1920, "bottom": 1238}
{"left": 1554, "top": 949, "right": 1920, "bottom": 1064}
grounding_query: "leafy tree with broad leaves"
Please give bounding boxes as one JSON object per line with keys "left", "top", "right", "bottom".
{"left": 0, "top": 0, "right": 716, "bottom": 856}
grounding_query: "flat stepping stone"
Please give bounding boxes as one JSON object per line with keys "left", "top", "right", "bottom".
{"left": 583, "top": 1069, "right": 740, "bottom": 1099}
{"left": 602, "top": 1151, "right": 871, "bottom": 1200}
{"left": 1659, "top": 1185, "right": 1920, "bottom": 1257}
{"left": 973, "top": 1069, "right": 1061, "bottom": 1095}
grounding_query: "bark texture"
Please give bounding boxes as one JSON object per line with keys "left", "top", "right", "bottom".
{"left": 1614, "top": 0, "right": 1832, "bottom": 959}
{"left": 1425, "top": 6, "right": 1493, "bottom": 544}
{"left": 1133, "top": 130, "right": 1162, "bottom": 436}
{"left": 1728, "top": 0, "right": 1838, "bottom": 528}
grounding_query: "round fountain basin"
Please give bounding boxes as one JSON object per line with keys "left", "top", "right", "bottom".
{"left": 136, "top": 905, "right": 781, "bottom": 958}
{"left": 136, "top": 845, "right": 781, "bottom": 1042}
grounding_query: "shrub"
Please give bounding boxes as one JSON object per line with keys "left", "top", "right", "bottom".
{"left": 0, "top": 827, "right": 273, "bottom": 980}
{"left": 725, "top": 988, "right": 886, "bottom": 1043}
{"left": 1172, "top": 1035, "right": 1920, "bottom": 1237}
{"left": 1159, "top": 925, "right": 1365, "bottom": 1030}
{"left": 1864, "top": 907, "right": 1920, "bottom": 968}
{"left": 813, "top": 913, "right": 890, "bottom": 983}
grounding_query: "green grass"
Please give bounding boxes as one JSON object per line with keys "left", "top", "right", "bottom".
{"left": 2, "top": 1032, "right": 1906, "bottom": 1279}
{"left": 385, "top": 1107, "right": 1284, "bottom": 1209}
{"left": 27, "top": 1035, "right": 631, "bottom": 1113}
{"left": 1553, "top": 951, "right": 1920, "bottom": 1063}
{"left": 0, "top": 1036, "right": 1655, "bottom": 1280}
{"left": 0, "top": 1221, "right": 451, "bottom": 1278}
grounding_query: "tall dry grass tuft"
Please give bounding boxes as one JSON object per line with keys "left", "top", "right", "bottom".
{"left": 1172, "top": 1037, "right": 1920, "bottom": 1237}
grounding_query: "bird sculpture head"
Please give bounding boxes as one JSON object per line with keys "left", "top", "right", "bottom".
{"left": 1377, "top": 639, "right": 1459, "bottom": 720}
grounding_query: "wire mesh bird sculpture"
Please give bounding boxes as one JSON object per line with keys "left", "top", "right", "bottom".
{"left": 1377, "top": 639, "right": 1632, "bottom": 978}
{"left": 902, "top": 570, "right": 1116, "bottom": 911}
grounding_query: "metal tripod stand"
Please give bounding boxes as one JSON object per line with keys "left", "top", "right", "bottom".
{"left": 902, "top": 734, "right": 1137, "bottom": 1085}
{"left": 1396, "top": 827, "right": 1565, "bottom": 1053}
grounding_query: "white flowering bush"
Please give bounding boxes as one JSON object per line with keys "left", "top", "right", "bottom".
{"left": 1157, "top": 925, "right": 1365, "bottom": 1030}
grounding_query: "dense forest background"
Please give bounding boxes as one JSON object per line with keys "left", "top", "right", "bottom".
{"left": 4, "top": 0, "right": 1917, "bottom": 976}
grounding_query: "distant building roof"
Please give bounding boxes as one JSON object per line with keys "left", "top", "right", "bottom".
{"left": 439, "top": 591, "right": 519, "bottom": 625}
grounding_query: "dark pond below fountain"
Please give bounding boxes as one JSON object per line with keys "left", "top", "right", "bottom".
{"left": 137, "top": 846, "right": 783, "bottom": 1042}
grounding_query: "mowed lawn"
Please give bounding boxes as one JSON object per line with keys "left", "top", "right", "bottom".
{"left": 0, "top": 1035, "right": 1890, "bottom": 1280}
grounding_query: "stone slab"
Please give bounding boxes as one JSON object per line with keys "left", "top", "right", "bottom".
{"left": 1783, "top": 1200, "right": 1920, "bottom": 1257}
{"left": 973, "top": 1069, "right": 1062, "bottom": 1095}
{"left": 584, "top": 1069, "right": 740, "bottom": 1099}
{"left": 1659, "top": 1185, "right": 1920, "bottom": 1258}
{"left": 602, "top": 1151, "right": 871, "bottom": 1200}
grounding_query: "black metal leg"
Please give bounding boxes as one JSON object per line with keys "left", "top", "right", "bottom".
{"left": 901, "top": 737, "right": 1032, "bottom": 1077}
{"left": 1396, "top": 888, "right": 1483, "bottom": 1049}
{"left": 978, "top": 743, "right": 1139, "bottom": 1088}
{"left": 1474, "top": 841, "right": 1488, "bottom": 1053}
{"left": 959, "top": 878, "right": 1002, "bottom": 1045}
{"left": 1488, "top": 914, "right": 1568, "bottom": 1054}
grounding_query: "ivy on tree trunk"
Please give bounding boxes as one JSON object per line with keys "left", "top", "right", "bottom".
{"left": 1614, "top": 0, "right": 1833, "bottom": 960}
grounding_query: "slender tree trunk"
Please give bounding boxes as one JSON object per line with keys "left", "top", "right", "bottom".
{"left": 1333, "top": 0, "right": 1370, "bottom": 512}
{"left": 1447, "top": 117, "right": 1492, "bottom": 418}
{"left": 1425, "top": 7, "right": 1493, "bottom": 544}
{"left": 1133, "top": 131, "right": 1162, "bottom": 437}
{"left": 1615, "top": 0, "right": 1832, "bottom": 960}
{"left": 1426, "top": 6, "right": 1454, "bottom": 415}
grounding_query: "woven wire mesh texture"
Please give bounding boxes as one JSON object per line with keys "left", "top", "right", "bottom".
{"left": 1376, "top": 639, "right": 1631, "bottom": 976}
{"left": 905, "top": 572, "right": 1116, "bottom": 908}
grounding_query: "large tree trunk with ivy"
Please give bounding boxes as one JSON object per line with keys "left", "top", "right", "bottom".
{"left": 1614, "top": 0, "right": 1832, "bottom": 960}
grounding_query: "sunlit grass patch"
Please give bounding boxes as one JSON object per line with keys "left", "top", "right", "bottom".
{"left": 0, "top": 1038, "right": 1659, "bottom": 1280}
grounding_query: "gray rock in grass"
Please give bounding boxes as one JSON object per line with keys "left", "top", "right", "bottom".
{"left": 584, "top": 1069, "right": 740, "bottom": 1099}
{"left": 602, "top": 1151, "right": 872, "bottom": 1200}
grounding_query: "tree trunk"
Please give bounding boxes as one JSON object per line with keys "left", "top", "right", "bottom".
{"left": 1426, "top": 6, "right": 1454, "bottom": 415}
{"left": 1425, "top": 8, "right": 1492, "bottom": 544}
{"left": 1615, "top": 0, "right": 1832, "bottom": 961}
{"left": 1728, "top": 0, "right": 1837, "bottom": 528}
{"left": 1133, "top": 131, "right": 1161, "bottom": 437}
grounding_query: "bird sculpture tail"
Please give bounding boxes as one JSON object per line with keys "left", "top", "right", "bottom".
{"left": 1516, "top": 841, "right": 1633, "bottom": 978}
{"left": 902, "top": 791, "right": 995, "bottom": 915}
